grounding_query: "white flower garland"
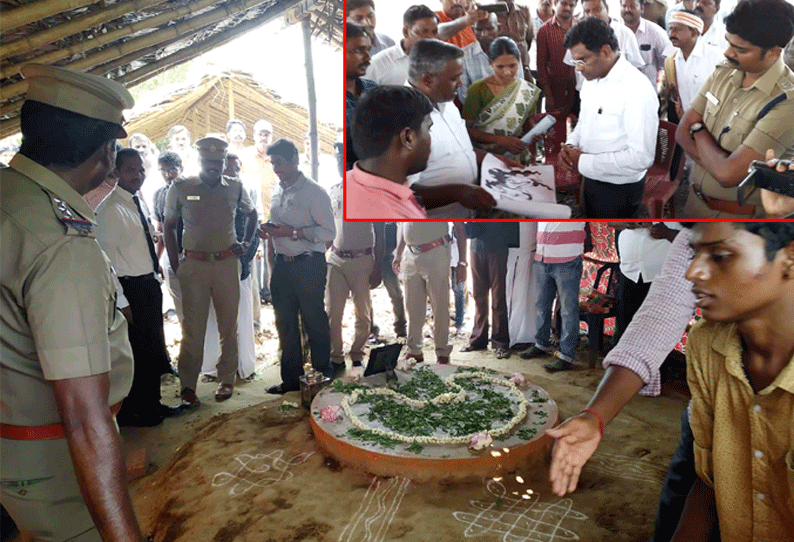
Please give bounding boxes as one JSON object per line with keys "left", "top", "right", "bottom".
{"left": 339, "top": 371, "right": 530, "bottom": 445}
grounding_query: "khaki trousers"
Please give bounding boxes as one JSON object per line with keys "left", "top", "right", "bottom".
{"left": 177, "top": 256, "right": 240, "bottom": 390}
{"left": 403, "top": 242, "right": 452, "bottom": 358}
{"left": 325, "top": 254, "right": 374, "bottom": 363}
{"left": 1, "top": 438, "right": 102, "bottom": 542}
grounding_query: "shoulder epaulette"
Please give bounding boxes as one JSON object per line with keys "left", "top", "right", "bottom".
{"left": 50, "top": 195, "right": 93, "bottom": 235}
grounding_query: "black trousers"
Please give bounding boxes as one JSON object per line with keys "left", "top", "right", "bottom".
{"left": 118, "top": 274, "right": 168, "bottom": 413}
{"left": 615, "top": 272, "right": 652, "bottom": 343}
{"left": 270, "top": 252, "right": 332, "bottom": 388}
{"left": 583, "top": 176, "right": 645, "bottom": 219}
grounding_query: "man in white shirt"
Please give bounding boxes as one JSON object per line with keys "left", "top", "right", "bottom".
{"left": 662, "top": 10, "right": 723, "bottom": 180}
{"left": 694, "top": 0, "right": 727, "bottom": 51}
{"left": 560, "top": 17, "right": 658, "bottom": 218}
{"left": 406, "top": 39, "right": 499, "bottom": 219}
{"left": 621, "top": 0, "right": 675, "bottom": 86}
{"left": 614, "top": 222, "right": 682, "bottom": 341}
{"left": 665, "top": 10, "right": 723, "bottom": 118}
{"left": 365, "top": 5, "right": 439, "bottom": 86}
{"left": 95, "top": 148, "right": 183, "bottom": 426}
{"left": 566, "top": 0, "right": 645, "bottom": 91}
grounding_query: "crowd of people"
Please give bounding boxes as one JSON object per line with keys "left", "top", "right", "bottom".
{"left": 1, "top": 0, "right": 794, "bottom": 540}
{"left": 345, "top": 0, "right": 794, "bottom": 219}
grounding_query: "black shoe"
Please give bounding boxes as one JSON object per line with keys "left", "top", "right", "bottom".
{"left": 543, "top": 359, "right": 574, "bottom": 373}
{"left": 158, "top": 403, "right": 185, "bottom": 418}
{"left": 117, "top": 409, "right": 164, "bottom": 428}
{"left": 266, "top": 382, "right": 300, "bottom": 395}
{"left": 519, "top": 345, "right": 550, "bottom": 359}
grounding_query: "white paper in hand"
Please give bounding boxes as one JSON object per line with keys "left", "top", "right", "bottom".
{"left": 479, "top": 154, "right": 571, "bottom": 219}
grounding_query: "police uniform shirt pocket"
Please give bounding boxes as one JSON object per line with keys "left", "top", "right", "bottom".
{"left": 719, "top": 112, "right": 754, "bottom": 150}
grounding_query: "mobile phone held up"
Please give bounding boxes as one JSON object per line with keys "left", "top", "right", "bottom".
{"left": 476, "top": 2, "right": 509, "bottom": 13}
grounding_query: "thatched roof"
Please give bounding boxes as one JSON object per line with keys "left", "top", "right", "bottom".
{"left": 0, "top": 0, "right": 342, "bottom": 139}
{"left": 124, "top": 70, "right": 337, "bottom": 153}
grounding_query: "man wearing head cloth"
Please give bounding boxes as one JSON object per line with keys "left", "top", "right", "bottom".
{"left": 661, "top": 10, "right": 723, "bottom": 177}
{"left": 1, "top": 64, "right": 145, "bottom": 541}
{"left": 240, "top": 118, "right": 278, "bottom": 304}
{"left": 164, "top": 136, "right": 258, "bottom": 406}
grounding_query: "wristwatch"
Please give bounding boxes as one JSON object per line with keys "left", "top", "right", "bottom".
{"left": 689, "top": 122, "right": 706, "bottom": 140}
{"left": 292, "top": 229, "right": 299, "bottom": 241}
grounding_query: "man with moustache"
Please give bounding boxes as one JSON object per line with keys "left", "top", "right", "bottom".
{"left": 95, "top": 148, "right": 183, "bottom": 426}
{"left": 365, "top": 5, "right": 439, "bottom": 86}
{"left": 346, "top": 22, "right": 377, "bottom": 171}
{"left": 621, "top": 0, "right": 674, "bottom": 86}
{"left": 559, "top": 17, "right": 658, "bottom": 218}
{"left": 226, "top": 119, "right": 247, "bottom": 155}
{"left": 662, "top": 11, "right": 722, "bottom": 178}
{"left": 537, "top": 0, "right": 578, "bottom": 116}
{"left": 694, "top": 0, "right": 727, "bottom": 51}
{"left": 677, "top": 0, "right": 794, "bottom": 218}
{"left": 1, "top": 63, "right": 144, "bottom": 541}
{"left": 164, "top": 137, "right": 258, "bottom": 407}
{"left": 406, "top": 38, "right": 507, "bottom": 219}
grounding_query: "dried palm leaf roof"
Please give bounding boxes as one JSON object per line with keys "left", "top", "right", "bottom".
{"left": 124, "top": 69, "right": 337, "bottom": 153}
{"left": 0, "top": 0, "right": 342, "bottom": 139}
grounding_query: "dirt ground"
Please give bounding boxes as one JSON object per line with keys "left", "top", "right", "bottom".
{"left": 115, "top": 284, "right": 689, "bottom": 542}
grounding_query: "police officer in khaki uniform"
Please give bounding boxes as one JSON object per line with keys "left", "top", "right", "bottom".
{"left": 677, "top": 0, "right": 794, "bottom": 218}
{"left": 1, "top": 65, "right": 143, "bottom": 541}
{"left": 164, "top": 137, "right": 257, "bottom": 407}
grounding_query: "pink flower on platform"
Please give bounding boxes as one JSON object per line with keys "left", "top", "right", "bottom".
{"left": 469, "top": 431, "right": 492, "bottom": 451}
{"left": 320, "top": 405, "right": 342, "bottom": 423}
{"left": 510, "top": 372, "right": 527, "bottom": 388}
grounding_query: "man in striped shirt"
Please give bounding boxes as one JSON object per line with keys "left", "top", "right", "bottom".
{"left": 520, "top": 221, "right": 586, "bottom": 371}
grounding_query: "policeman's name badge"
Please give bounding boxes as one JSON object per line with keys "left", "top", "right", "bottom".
{"left": 187, "top": 195, "right": 200, "bottom": 200}
{"left": 706, "top": 91, "right": 719, "bottom": 105}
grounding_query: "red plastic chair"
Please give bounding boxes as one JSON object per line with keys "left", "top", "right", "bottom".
{"left": 642, "top": 120, "right": 684, "bottom": 218}
{"left": 529, "top": 112, "right": 582, "bottom": 194}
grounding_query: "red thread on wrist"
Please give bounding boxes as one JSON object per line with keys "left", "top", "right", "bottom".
{"left": 581, "top": 408, "right": 605, "bottom": 437}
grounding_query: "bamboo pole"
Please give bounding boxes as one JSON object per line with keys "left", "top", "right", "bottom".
{"left": 1, "top": 0, "right": 273, "bottom": 101}
{"left": 301, "top": 16, "right": 319, "bottom": 183}
{"left": 1, "top": 0, "right": 96, "bottom": 34}
{"left": 87, "top": 34, "right": 183, "bottom": 75}
{"left": 1, "top": 0, "right": 241, "bottom": 80}
{"left": 116, "top": 0, "right": 305, "bottom": 89}
{"left": 0, "top": 0, "right": 168, "bottom": 60}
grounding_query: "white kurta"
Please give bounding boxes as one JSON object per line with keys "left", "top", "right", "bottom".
{"left": 200, "top": 274, "right": 256, "bottom": 379}
{"left": 506, "top": 222, "right": 538, "bottom": 346}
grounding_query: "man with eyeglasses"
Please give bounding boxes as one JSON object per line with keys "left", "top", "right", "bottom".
{"left": 676, "top": 0, "right": 794, "bottom": 218}
{"left": 558, "top": 17, "right": 658, "bottom": 218}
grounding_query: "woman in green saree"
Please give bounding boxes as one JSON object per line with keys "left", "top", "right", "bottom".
{"left": 462, "top": 36, "right": 541, "bottom": 165}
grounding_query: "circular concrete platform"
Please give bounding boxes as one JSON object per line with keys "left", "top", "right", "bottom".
{"left": 310, "top": 364, "right": 559, "bottom": 481}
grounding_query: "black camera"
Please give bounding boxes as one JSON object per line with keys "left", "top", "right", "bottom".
{"left": 737, "top": 160, "right": 794, "bottom": 207}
